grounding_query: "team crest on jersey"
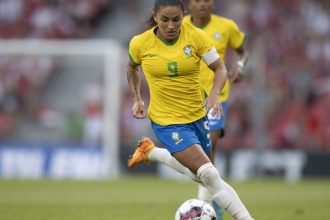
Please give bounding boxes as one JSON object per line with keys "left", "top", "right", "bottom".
{"left": 183, "top": 45, "right": 192, "bottom": 57}
{"left": 214, "top": 32, "right": 221, "bottom": 40}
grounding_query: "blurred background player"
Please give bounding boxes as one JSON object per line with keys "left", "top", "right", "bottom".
{"left": 184, "top": 0, "right": 249, "bottom": 219}
{"left": 127, "top": 0, "right": 254, "bottom": 219}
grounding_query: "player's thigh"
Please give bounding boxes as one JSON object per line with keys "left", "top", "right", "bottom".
{"left": 172, "top": 144, "right": 210, "bottom": 174}
{"left": 210, "top": 130, "right": 221, "bottom": 147}
{"left": 151, "top": 117, "right": 212, "bottom": 154}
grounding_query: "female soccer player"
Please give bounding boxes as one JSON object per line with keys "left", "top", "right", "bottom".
{"left": 185, "top": 0, "right": 249, "bottom": 218}
{"left": 126, "top": 0, "right": 253, "bottom": 219}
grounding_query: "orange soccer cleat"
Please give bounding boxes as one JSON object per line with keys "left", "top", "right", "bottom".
{"left": 128, "top": 137, "right": 155, "bottom": 168}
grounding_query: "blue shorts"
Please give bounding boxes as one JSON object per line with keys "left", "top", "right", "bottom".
{"left": 151, "top": 117, "right": 212, "bottom": 154}
{"left": 207, "top": 101, "right": 228, "bottom": 131}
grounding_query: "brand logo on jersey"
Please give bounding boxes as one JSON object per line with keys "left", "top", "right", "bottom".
{"left": 148, "top": 53, "right": 157, "bottom": 57}
{"left": 183, "top": 45, "right": 192, "bottom": 57}
{"left": 214, "top": 32, "right": 221, "bottom": 40}
{"left": 172, "top": 132, "right": 183, "bottom": 145}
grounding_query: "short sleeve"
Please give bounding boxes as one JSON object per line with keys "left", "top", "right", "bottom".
{"left": 195, "top": 29, "right": 215, "bottom": 57}
{"left": 229, "top": 21, "right": 245, "bottom": 50}
{"left": 128, "top": 36, "right": 141, "bottom": 66}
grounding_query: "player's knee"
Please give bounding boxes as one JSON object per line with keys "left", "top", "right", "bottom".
{"left": 197, "top": 162, "right": 222, "bottom": 188}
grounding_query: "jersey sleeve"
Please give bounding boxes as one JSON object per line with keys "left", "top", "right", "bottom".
{"left": 195, "top": 29, "right": 215, "bottom": 57}
{"left": 229, "top": 20, "right": 245, "bottom": 50}
{"left": 128, "top": 36, "right": 141, "bottom": 66}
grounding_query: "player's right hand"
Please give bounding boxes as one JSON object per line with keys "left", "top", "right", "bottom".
{"left": 228, "top": 65, "right": 244, "bottom": 83}
{"left": 132, "top": 99, "right": 147, "bottom": 119}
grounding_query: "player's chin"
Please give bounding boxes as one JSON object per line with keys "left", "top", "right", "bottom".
{"left": 197, "top": 10, "right": 209, "bottom": 17}
{"left": 165, "top": 32, "right": 178, "bottom": 40}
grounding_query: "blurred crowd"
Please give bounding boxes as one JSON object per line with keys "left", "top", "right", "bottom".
{"left": 0, "top": 0, "right": 109, "bottom": 38}
{"left": 0, "top": 56, "right": 54, "bottom": 137}
{"left": 216, "top": 0, "right": 330, "bottom": 152}
{"left": 120, "top": 0, "right": 330, "bottom": 153}
{"left": 0, "top": 0, "right": 111, "bottom": 139}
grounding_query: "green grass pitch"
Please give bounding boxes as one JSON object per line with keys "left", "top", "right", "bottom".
{"left": 0, "top": 177, "right": 329, "bottom": 220}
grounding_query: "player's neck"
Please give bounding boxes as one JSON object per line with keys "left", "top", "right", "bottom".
{"left": 155, "top": 27, "right": 180, "bottom": 44}
{"left": 191, "top": 15, "right": 211, "bottom": 29}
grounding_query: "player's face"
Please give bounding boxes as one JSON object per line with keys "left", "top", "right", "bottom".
{"left": 154, "top": 5, "right": 183, "bottom": 41}
{"left": 189, "top": 0, "right": 214, "bottom": 18}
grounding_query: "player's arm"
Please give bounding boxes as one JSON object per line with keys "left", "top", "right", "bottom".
{"left": 229, "top": 45, "right": 248, "bottom": 83}
{"left": 126, "top": 62, "right": 146, "bottom": 119}
{"left": 202, "top": 48, "right": 228, "bottom": 118}
{"left": 227, "top": 20, "right": 249, "bottom": 83}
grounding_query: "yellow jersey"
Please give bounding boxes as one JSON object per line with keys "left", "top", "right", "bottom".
{"left": 129, "top": 21, "right": 214, "bottom": 126}
{"left": 184, "top": 14, "right": 245, "bottom": 101}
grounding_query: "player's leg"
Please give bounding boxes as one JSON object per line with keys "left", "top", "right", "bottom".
{"left": 201, "top": 129, "right": 224, "bottom": 219}
{"left": 195, "top": 129, "right": 219, "bottom": 205}
{"left": 197, "top": 114, "right": 221, "bottom": 216}
{"left": 195, "top": 162, "right": 254, "bottom": 220}
{"left": 187, "top": 117, "right": 253, "bottom": 220}
{"left": 172, "top": 146, "right": 254, "bottom": 220}
{"left": 198, "top": 102, "right": 228, "bottom": 219}
{"left": 128, "top": 138, "right": 200, "bottom": 182}
{"left": 127, "top": 121, "right": 205, "bottom": 182}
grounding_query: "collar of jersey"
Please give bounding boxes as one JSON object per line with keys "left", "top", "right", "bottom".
{"left": 154, "top": 27, "right": 180, "bottom": 46}
{"left": 190, "top": 15, "right": 211, "bottom": 30}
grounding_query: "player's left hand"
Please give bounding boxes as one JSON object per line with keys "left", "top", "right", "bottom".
{"left": 202, "top": 95, "right": 223, "bottom": 118}
{"left": 228, "top": 65, "right": 244, "bottom": 83}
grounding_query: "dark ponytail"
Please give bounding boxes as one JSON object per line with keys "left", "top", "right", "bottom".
{"left": 147, "top": 0, "right": 185, "bottom": 28}
{"left": 147, "top": 15, "right": 158, "bottom": 28}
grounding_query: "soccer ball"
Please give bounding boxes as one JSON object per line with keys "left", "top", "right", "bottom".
{"left": 175, "top": 199, "right": 216, "bottom": 220}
